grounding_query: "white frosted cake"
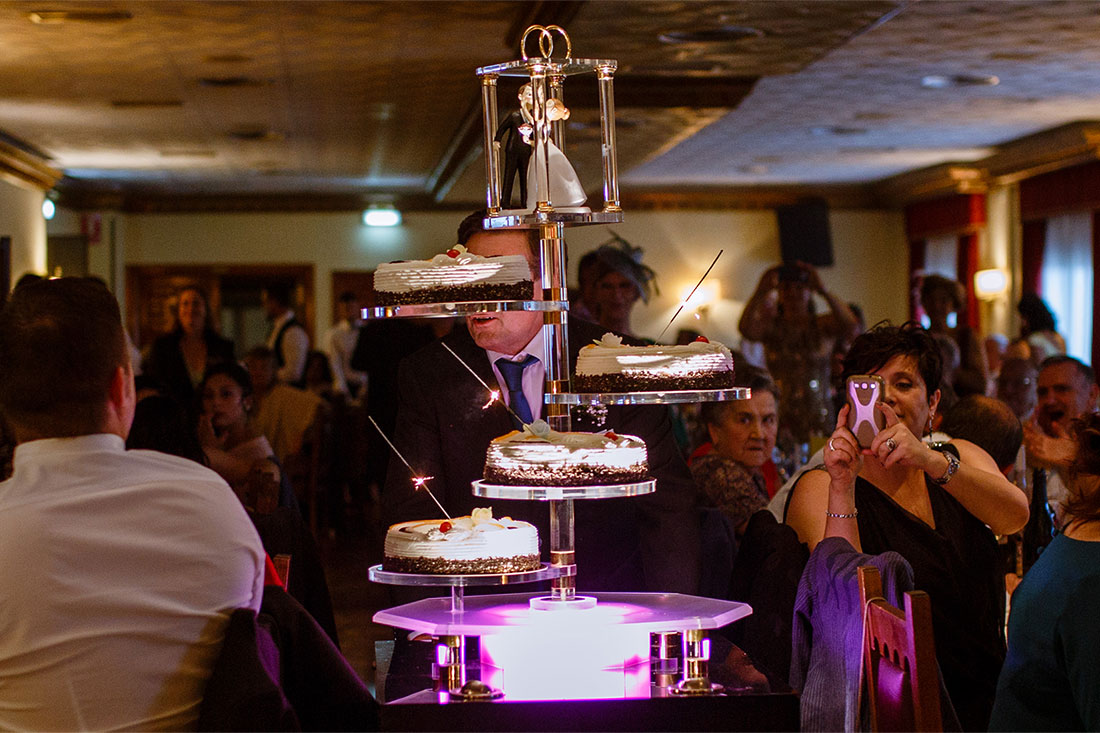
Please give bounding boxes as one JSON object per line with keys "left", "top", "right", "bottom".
{"left": 373, "top": 244, "right": 534, "bottom": 305}
{"left": 483, "top": 419, "right": 649, "bottom": 486}
{"left": 383, "top": 508, "right": 540, "bottom": 574}
{"left": 574, "top": 333, "right": 735, "bottom": 392}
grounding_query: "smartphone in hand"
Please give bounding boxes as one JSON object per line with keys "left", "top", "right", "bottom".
{"left": 846, "top": 375, "right": 887, "bottom": 449}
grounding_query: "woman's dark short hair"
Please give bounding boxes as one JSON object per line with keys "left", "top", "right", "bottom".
{"left": 1065, "top": 412, "right": 1100, "bottom": 523}
{"left": 200, "top": 361, "right": 253, "bottom": 399}
{"left": 919, "top": 274, "right": 964, "bottom": 312}
{"left": 840, "top": 321, "right": 943, "bottom": 399}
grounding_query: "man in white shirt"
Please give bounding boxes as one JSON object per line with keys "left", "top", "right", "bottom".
{"left": 0, "top": 277, "right": 265, "bottom": 730}
{"left": 324, "top": 290, "right": 367, "bottom": 398}
{"left": 263, "top": 283, "right": 310, "bottom": 385}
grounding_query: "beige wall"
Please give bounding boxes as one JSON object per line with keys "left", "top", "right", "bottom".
{"left": 0, "top": 177, "right": 47, "bottom": 285}
{"left": 57, "top": 206, "right": 909, "bottom": 349}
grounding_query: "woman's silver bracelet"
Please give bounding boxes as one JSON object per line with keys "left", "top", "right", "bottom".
{"left": 825, "top": 509, "right": 858, "bottom": 519}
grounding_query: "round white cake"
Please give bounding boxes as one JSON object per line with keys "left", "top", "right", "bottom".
{"left": 383, "top": 508, "right": 540, "bottom": 574}
{"left": 374, "top": 245, "right": 534, "bottom": 305}
{"left": 483, "top": 420, "right": 649, "bottom": 486}
{"left": 574, "top": 332, "right": 734, "bottom": 392}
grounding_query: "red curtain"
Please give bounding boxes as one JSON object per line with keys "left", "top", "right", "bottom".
{"left": 956, "top": 233, "right": 980, "bottom": 329}
{"left": 1020, "top": 219, "right": 1046, "bottom": 297}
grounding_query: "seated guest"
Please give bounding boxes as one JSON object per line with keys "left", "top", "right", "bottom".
{"left": 142, "top": 285, "right": 235, "bottom": 416}
{"left": 0, "top": 277, "right": 264, "bottom": 730}
{"left": 244, "top": 346, "right": 323, "bottom": 465}
{"left": 198, "top": 362, "right": 281, "bottom": 490}
{"left": 990, "top": 412, "right": 1100, "bottom": 731}
{"left": 785, "top": 322, "right": 1028, "bottom": 731}
{"left": 300, "top": 349, "right": 337, "bottom": 400}
{"left": 939, "top": 394, "right": 1023, "bottom": 476}
{"left": 691, "top": 367, "right": 779, "bottom": 535}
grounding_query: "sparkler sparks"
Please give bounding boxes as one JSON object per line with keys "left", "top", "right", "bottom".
{"left": 442, "top": 342, "right": 528, "bottom": 426}
{"left": 655, "top": 250, "right": 723, "bottom": 344}
{"left": 367, "top": 415, "right": 450, "bottom": 519}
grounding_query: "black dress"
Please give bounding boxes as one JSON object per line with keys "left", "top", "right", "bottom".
{"left": 143, "top": 329, "right": 236, "bottom": 416}
{"left": 854, "top": 444, "right": 1005, "bottom": 732}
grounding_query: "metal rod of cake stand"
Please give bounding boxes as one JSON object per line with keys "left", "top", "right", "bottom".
{"left": 539, "top": 220, "right": 576, "bottom": 602}
{"left": 450, "top": 584, "right": 464, "bottom": 615}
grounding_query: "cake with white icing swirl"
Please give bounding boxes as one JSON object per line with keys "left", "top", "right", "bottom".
{"left": 574, "top": 333, "right": 735, "bottom": 392}
{"left": 373, "top": 244, "right": 534, "bottom": 305}
{"left": 483, "top": 420, "right": 649, "bottom": 486}
{"left": 383, "top": 507, "right": 540, "bottom": 574}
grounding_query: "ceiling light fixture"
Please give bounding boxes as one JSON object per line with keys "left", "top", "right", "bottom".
{"left": 921, "top": 73, "right": 1000, "bottom": 89}
{"left": 41, "top": 197, "right": 56, "bottom": 220}
{"left": 658, "top": 25, "right": 763, "bottom": 45}
{"left": 363, "top": 206, "right": 401, "bottom": 228}
{"left": 27, "top": 9, "right": 133, "bottom": 24}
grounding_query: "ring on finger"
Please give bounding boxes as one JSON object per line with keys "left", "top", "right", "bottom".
{"left": 829, "top": 438, "right": 836, "bottom": 452}
{"left": 886, "top": 437, "right": 898, "bottom": 452}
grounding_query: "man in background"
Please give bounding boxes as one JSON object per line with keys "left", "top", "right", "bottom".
{"left": 263, "top": 283, "right": 310, "bottom": 385}
{"left": 0, "top": 277, "right": 264, "bottom": 729}
{"left": 324, "top": 290, "right": 367, "bottom": 399}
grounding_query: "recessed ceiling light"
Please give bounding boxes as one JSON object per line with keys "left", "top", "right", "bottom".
{"left": 658, "top": 25, "right": 764, "bottom": 45}
{"left": 26, "top": 9, "right": 132, "bottom": 24}
{"left": 921, "top": 73, "right": 1000, "bottom": 89}
{"left": 810, "top": 126, "right": 868, "bottom": 136}
{"left": 198, "top": 76, "right": 265, "bottom": 88}
{"left": 227, "top": 126, "right": 283, "bottom": 142}
{"left": 110, "top": 99, "right": 184, "bottom": 109}
{"left": 204, "top": 53, "right": 253, "bottom": 64}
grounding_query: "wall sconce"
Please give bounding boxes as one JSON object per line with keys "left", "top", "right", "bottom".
{"left": 362, "top": 205, "right": 401, "bottom": 227}
{"left": 974, "top": 268, "right": 1008, "bottom": 300}
{"left": 679, "top": 281, "right": 721, "bottom": 318}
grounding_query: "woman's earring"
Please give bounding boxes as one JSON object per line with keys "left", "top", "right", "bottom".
{"left": 927, "top": 410, "right": 935, "bottom": 436}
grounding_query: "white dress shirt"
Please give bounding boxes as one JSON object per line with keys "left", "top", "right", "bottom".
{"left": 0, "top": 434, "right": 265, "bottom": 731}
{"left": 487, "top": 328, "right": 545, "bottom": 424}
{"left": 324, "top": 317, "right": 367, "bottom": 396}
{"left": 266, "top": 309, "right": 310, "bottom": 384}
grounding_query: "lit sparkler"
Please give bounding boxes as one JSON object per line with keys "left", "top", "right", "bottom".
{"left": 367, "top": 415, "right": 450, "bottom": 519}
{"left": 655, "top": 250, "right": 723, "bottom": 344}
{"left": 442, "top": 342, "right": 527, "bottom": 426}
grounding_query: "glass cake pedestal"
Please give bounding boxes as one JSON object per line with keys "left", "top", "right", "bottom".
{"left": 363, "top": 299, "right": 567, "bottom": 320}
{"left": 545, "top": 388, "right": 751, "bottom": 406}
{"left": 368, "top": 563, "right": 577, "bottom": 700}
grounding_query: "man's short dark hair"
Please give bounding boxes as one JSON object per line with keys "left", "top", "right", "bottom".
{"left": 0, "top": 277, "right": 128, "bottom": 437}
{"left": 1039, "top": 354, "right": 1095, "bottom": 386}
{"left": 940, "top": 395, "right": 1022, "bottom": 471}
{"left": 841, "top": 321, "right": 943, "bottom": 400}
{"left": 456, "top": 209, "right": 540, "bottom": 260}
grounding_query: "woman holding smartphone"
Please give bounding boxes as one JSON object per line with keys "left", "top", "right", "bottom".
{"left": 785, "top": 322, "right": 1028, "bottom": 731}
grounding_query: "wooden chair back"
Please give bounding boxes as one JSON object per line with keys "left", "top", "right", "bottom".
{"left": 858, "top": 565, "right": 942, "bottom": 732}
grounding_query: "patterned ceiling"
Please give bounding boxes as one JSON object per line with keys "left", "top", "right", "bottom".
{"left": 2, "top": 1, "right": 1100, "bottom": 210}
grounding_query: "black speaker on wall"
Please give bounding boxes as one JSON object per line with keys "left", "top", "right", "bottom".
{"left": 777, "top": 197, "right": 834, "bottom": 267}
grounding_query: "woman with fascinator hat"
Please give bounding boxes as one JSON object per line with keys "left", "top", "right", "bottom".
{"left": 590, "top": 234, "right": 658, "bottom": 339}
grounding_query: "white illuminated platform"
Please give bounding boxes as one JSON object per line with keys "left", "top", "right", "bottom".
{"left": 363, "top": 300, "right": 567, "bottom": 319}
{"left": 374, "top": 591, "right": 750, "bottom": 638}
{"left": 545, "top": 388, "right": 751, "bottom": 406}
{"left": 368, "top": 562, "right": 573, "bottom": 587}
{"left": 471, "top": 479, "right": 655, "bottom": 500}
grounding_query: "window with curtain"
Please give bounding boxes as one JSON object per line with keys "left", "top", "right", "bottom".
{"left": 920, "top": 234, "right": 960, "bottom": 328}
{"left": 1041, "top": 211, "right": 1093, "bottom": 362}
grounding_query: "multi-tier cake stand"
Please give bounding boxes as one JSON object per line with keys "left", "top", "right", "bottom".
{"left": 365, "top": 26, "right": 757, "bottom": 710}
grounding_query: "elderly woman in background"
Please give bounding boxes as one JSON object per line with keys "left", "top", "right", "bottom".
{"left": 785, "top": 322, "right": 1028, "bottom": 731}
{"left": 691, "top": 368, "right": 779, "bottom": 535}
{"left": 143, "top": 286, "right": 235, "bottom": 413}
{"left": 990, "top": 412, "right": 1100, "bottom": 731}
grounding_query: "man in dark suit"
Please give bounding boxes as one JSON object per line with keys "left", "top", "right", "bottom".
{"left": 382, "top": 212, "right": 701, "bottom": 594}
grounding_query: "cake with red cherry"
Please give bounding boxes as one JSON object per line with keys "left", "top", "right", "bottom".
{"left": 382, "top": 508, "right": 540, "bottom": 574}
{"left": 483, "top": 420, "right": 649, "bottom": 486}
{"left": 573, "top": 332, "right": 735, "bottom": 392}
{"left": 373, "top": 244, "right": 534, "bottom": 305}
